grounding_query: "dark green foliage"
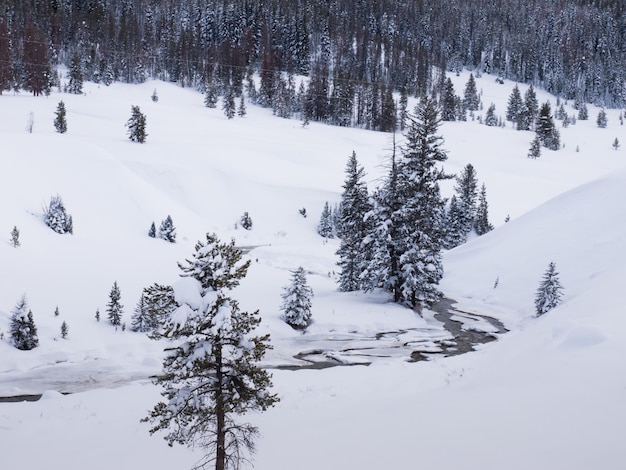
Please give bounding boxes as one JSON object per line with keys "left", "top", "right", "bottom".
{"left": 597, "top": 109, "right": 608, "bottom": 128}
{"left": 60, "top": 321, "right": 69, "bottom": 339}
{"left": 506, "top": 85, "right": 524, "bottom": 126}
{"left": 463, "top": 74, "right": 480, "bottom": 111}
{"left": 223, "top": 88, "right": 236, "bottom": 119}
{"left": 54, "top": 101, "right": 67, "bottom": 133}
{"left": 518, "top": 85, "right": 538, "bottom": 131}
{"left": 126, "top": 105, "right": 147, "bottom": 143}
{"left": 158, "top": 215, "right": 176, "bottom": 243}
{"left": 131, "top": 284, "right": 176, "bottom": 334}
{"left": 450, "top": 163, "right": 479, "bottom": 245}
{"left": 536, "top": 102, "right": 560, "bottom": 150}
{"left": 443, "top": 195, "right": 466, "bottom": 249}
{"left": 237, "top": 95, "right": 247, "bottom": 117}
{"left": 10, "top": 226, "right": 20, "bottom": 247}
{"left": 95, "top": 308, "right": 100, "bottom": 322}
{"left": 280, "top": 266, "right": 313, "bottom": 330}
{"left": 144, "top": 233, "right": 278, "bottom": 470}
{"left": 535, "top": 262, "right": 564, "bottom": 316}
{"left": 528, "top": 136, "right": 542, "bottom": 159}
{"left": 106, "top": 281, "right": 123, "bottom": 327}
{"left": 484, "top": 103, "right": 498, "bottom": 126}
{"left": 43, "top": 195, "right": 73, "bottom": 234}
{"left": 578, "top": 103, "right": 589, "bottom": 120}
{"left": 9, "top": 296, "right": 39, "bottom": 351}
{"left": 474, "top": 183, "right": 494, "bottom": 236}
{"left": 317, "top": 202, "right": 334, "bottom": 238}
{"left": 204, "top": 84, "right": 218, "bottom": 108}
{"left": 67, "top": 54, "right": 83, "bottom": 94}
{"left": 441, "top": 78, "right": 458, "bottom": 121}
{"left": 240, "top": 212, "right": 253, "bottom": 230}
{"left": 148, "top": 222, "right": 156, "bottom": 238}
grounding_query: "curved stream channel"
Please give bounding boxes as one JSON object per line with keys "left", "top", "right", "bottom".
{"left": 0, "top": 298, "right": 507, "bottom": 402}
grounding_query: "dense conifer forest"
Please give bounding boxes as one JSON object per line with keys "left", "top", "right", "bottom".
{"left": 1, "top": 0, "right": 624, "bottom": 129}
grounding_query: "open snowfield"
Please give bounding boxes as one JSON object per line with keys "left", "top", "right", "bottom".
{"left": 1, "top": 71, "right": 625, "bottom": 469}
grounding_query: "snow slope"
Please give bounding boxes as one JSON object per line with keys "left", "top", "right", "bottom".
{"left": 1, "top": 71, "right": 625, "bottom": 469}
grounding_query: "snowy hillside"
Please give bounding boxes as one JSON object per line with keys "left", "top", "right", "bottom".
{"left": 1, "top": 72, "right": 626, "bottom": 470}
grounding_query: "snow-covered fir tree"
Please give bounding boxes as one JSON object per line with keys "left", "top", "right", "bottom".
{"left": 158, "top": 215, "right": 176, "bottom": 243}
{"left": 506, "top": 84, "right": 523, "bottom": 127}
{"left": 67, "top": 54, "right": 83, "bottom": 94}
{"left": 237, "top": 95, "right": 247, "bottom": 117}
{"left": 204, "top": 83, "right": 218, "bottom": 108}
{"left": 144, "top": 233, "right": 278, "bottom": 470}
{"left": 43, "top": 194, "right": 73, "bottom": 234}
{"left": 463, "top": 73, "right": 480, "bottom": 111}
{"left": 317, "top": 202, "right": 335, "bottom": 238}
{"left": 130, "top": 293, "right": 150, "bottom": 333}
{"left": 9, "top": 295, "right": 39, "bottom": 350}
{"left": 484, "top": 103, "right": 498, "bottom": 126}
{"left": 106, "top": 281, "right": 123, "bottom": 327}
{"left": 10, "top": 225, "right": 20, "bottom": 247}
{"left": 148, "top": 221, "right": 156, "bottom": 238}
{"left": 223, "top": 88, "right": 236, "bottom": 119}
{"left": 139, "top": 283, "right": 177, "bottom": 337}
{"left": 597, "top": 109, "right": 608, "bottom": 128}
{"left": 54, "top": 100, "right": 67, "bottom": 133}
{"left": 336, "top": 151, "right": 372, "bottom": 292}
{"left": 240, "top": 212, "right": 253, "bottom": 230}
{"left": 126, "top": 105, "right": 147, "bottom": 143}
{"left": 363, "top": 97, "right": 450, "bottom": 308}
{"left": 578, "top": 102, "right": 589, "bottom": 120}
{"left": 441, "top": 77, "right": 457, "bottom": 121}
{"left": 519, "top": 85, "right": 538, "bottom": 130}
{"left": 151, "top": 89, "right": 158, "bottom": 102}
{"left": 54, "top": 305, "right": 60, "bottom": 317}
{"left": 95, "top": 308, "right": 100, "bottom": 322}
{"left": 60, "top": 321, "right": 69, "bottom": 339}
{"left": 443, "top": 195, "right": 466, "bottom": 249}
{"left": 528, "top": 136, "right": 542, "bottom": 159}
{"left": 280, "top": 266, "right": 313, "bottom": 330}
{"left": 613, "top": 137, "right": 620, "bottom": 150}
{"left": 474, "top": 183, "right": 494, "bottom": 235}
{"left": 535, "top": 261, "right": 564, "bottom": 316}
{"left": 454, "top": 163, "right": 479, "bottom": 238}
{"left": 536, "top": 102, "right": 560, "bottom": 150}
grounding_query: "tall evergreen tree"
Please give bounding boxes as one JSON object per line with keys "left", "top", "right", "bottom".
{"left": 536, "top": 102, "right": 560, "bottom": 150}
{"left": 204, "top": 83, "right": 218, "bottom": 108}
{"left": 60, "top": 321, "right": 69, "bottom": 339}
{"left": 578, "top": 102, "right": 589, "bottom": 120}
{"left": 67, "top": 53, "right": 83, "bottom": 94}
{"left": 597, "top": 109, "right": 608, "bottom": 128}
{"left": 126, "top": 105, "right": 147, "bottom": 143}
{"left": 43, "top": 195, "right": 73, "bottom": 234}
{"left": 463, "top": 73, "right": 480, "bottom": 111}
{"left": 453, "top": 163, "right": 479, "bottom": 238}
{"left": 441, "top": 77, "right": 457, "bottom": 121}
{"left": 222, "top": 88, "right": 236, "bottom": 119}
{"left": 443, "top": 195, "right": 466, "bottom": 249}
{"left": 317, "top": 202, "right": 335, "bottom": 238}
{"left": 144, "top": 233, "right": 278, "bottom": 470}
{"left": 106, "top": 281, "right": 123, "bottom": 327}
{"left": 528, "top": 136, "right": 542, "bottom": 159}
{"left": 158, "top": 215, "right": 176, "bottom": 243}
{"left": 10, "top": 226, "right": 20, "bottom": 247}
{"left": 280, "top": 266, "right": 314, "bottom": 330}
{"left": 474, "top": 183, "right": 494, "bottom": 236}
{"left": 484, "top": 103, "right": 498, "bottom": 126}
{"left": 54, "top": 101, "right": 67, "bottom": 133}
{"left": 336, "top": 151, "right": 372, "bottom": 292}
{"left": 519, "top": 85, "right": 538, "bottom": 130}
{"left": 9, "top": 295, "right": 39, "bottom": 350}
{"left": 506, "top": 84, "right": 524, "bottom": 127}
{"left": 535, "top": 261, "right": 564, "bottom": 316}
{"left": 148, "top": 222, "right": 156, "bottom": 238}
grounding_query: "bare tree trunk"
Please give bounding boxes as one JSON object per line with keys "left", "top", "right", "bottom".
{"left": 215, "top": 344, "right": 226, "bottom": 470}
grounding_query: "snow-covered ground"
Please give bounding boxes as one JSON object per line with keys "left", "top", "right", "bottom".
{"left": 1, "top": 71, "right": 625, "bottom": 469}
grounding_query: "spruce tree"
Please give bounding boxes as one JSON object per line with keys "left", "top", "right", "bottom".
{"left": 535, "top": 262, "right": 564, "bottom": 316}
{"left": 151, "top": 89, "right": 159, "bottom": 102}
{"left": 204, "top": 83, "right": 218, "bottom": 108}
{"left": 139, "top": 283, "right": 177, "bottom": 337}
{"left": 222, "top": 89, "right": 236, "bottom": 119}
{"left": 337, "top": 151, "right": 372, "bottom": 292}
{"left": 130, "top": 293, "right": 150, "bottom": 333}
{"left": 484, "top": 103, "right": 498, "bottom": 126}
{"left": 95, "top": 308, "right": 100, "bottom": 322}
{"left": 441, "top": 77, "right": 457, "bottom": 121}
{"left": 54, "top": 100, "right": 67, "bottom": 133}
{"left": 237, "top": 95, "right": 247, "bottom": 117}
{"left": 240, "top": 212, "right": 253, "bottom": 230}
{"left": 106, "top": 281, "right": 123, "bottom": 326}
{"left": 158, "top": 215, "right": 176, "bottom": 243}
{"left": 144, "top": 233, "right": 278, "bottom": 470}
{"left": 43, "top": 195, "right": 73, "bottom": 234}
{"left": 474, "top": 183, "right": 494, "bottom": 235}
{"left": 67, "top": 54, "right": 83, "bottom": 94}
{"left": 536, "top": 102, "right": 560, "bottom": 150}
{"left": 148, "top": 222, "right": 156, "bottom": 238}
{"left": 9, "top": 295, "right": 39, "bottom": 350}
{"left": 528, "top": 136, "right": 542, "bottom": 159}
{"left": 453, "top": 163, "right": 479, "bottom": 239}
{"left": 506, "top": 84, "right": 523, "bottom": 126}
{"left": 280, "top": 266, "right": 313, "bottom": 330}
{"left": 519, "top": 85, "right": 538, "bottom": 130}
{"left": 60, "top": 321, "right": 69, "bottom": 339}
{"left": 317, "top": 202, "right": 335, "bottom": 238}
{"left": 10, "top": 226, "right": 20, "bottom": 247}
{"left": 613, "top": 137, "right": 620, "bottom": 150}
{"left": 443, "top": 195, "right": 466, "bottom": 249}
{"left": 126, "top": 105, "right": 147, "bottom": 143}
{"left": 463, "top": 73, "right": 480, "bottom": 111}
{"left": 578, "top": 102, "right": 589, "bottom": 120}
{"left": 597, "top": 109, "right": 608, "bottom": 128}
{"left": 54, "top": 305, "right": 60, "bottom": 317}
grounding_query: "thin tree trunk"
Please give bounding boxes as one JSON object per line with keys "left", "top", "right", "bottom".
{"left": 215, "top": 344, "right": 226, "bottom": 470}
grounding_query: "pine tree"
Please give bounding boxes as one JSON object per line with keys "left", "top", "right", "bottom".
{"left": 54, "top": 101, "right": 67, "bottom": 133}
{"left": 443, "top": 195, "right": 466, "bottom": 249}
{"left": 54, "top": 305, "right": 60, "bottom": 317}
{"left": 126, "top": 105, "right": 147, "bottom": 143}
{"left": 9, "top": 295, "right": 39, "bottom": 350}
{"left": 60, "top": 321, "right": 69, "bottom": 339}
{"left": 441, "top": 77, "right": 457, "bottom": 121}
{"left": 597, "top": 109, "right": 608, "bottom": 128}
{"left": 578, "top": 102, "right": 589, "bottom": 120}
{"left": 453, "top": 163, "right": 479, "bottom": 239}
{"left": 158, "top": 215, "right": 176, "bottom": 243}
{"left": 95, "top": 308, "right": 100, "bottom": 322}
{"left": 336, "top": 151, "right": 372, "bottom": 292}
{"left": 43, "top": 195, "right": 73, "bottom": 234}
{"left": 240, "top": 212, "right": 253, "bottom": 230}
{"left": 237, "top": 95, "right": 247, "bottom": 117}
{"left": 204, "top": 83, "right": 218, "bottom": 108}
{"left": 67, "top": 54, "right": 83, "bottom": 94}
{"left": 484, "top": 103, "right": 498, "bottom": 126}
{"left": 130, "top": 293, "right": 150, "bottom": 333}
{"left": 463, "top": 73, "right": 480, "bottom": 111}
{"left": 144, "top": 233, "right": 278, "bottom": 470}
{"left": 151, "top": 89, "right": 159, "bottom": 102}
{"left": 528, "top": 136, "right": 542, "bottom": 159}
{"left": 364, "top": 98, "right": 450, "bottom": 308}
{"left": 613, "top": 137, "right": 620, "bottom": 150}
{"left": 317, "top": 202, "right": 335, "bottom": 238}
{"left": 474, "top": 183, "right": 494, "bottom": 235}
{"left": 506, "top": 84, "right": 523, "bottom": 126}
{"left": 106, "top": 281, "right": 123, "bottom": 327}
{"left": 280, "top": 266, "right": 313, "bottom": 330}
{"left": 536, "top": 102, "right": 560, "bottom": 150}
{"left": 535, "top": 261, "right": 564, "bottom": 316}
{"left": 223, "top": 88, "right": 236, "bottom": 119}
{"left": 519, "top": 85, "right": 538, "bottom": 130}
{"left": 140, "top": 283, "right": 177, "bottom": 337}
{"left": 10, "top": 226, "right": 20, "bottom": 247}
{"left": 148, "top": 222, "right": 156, "bottom": 238}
